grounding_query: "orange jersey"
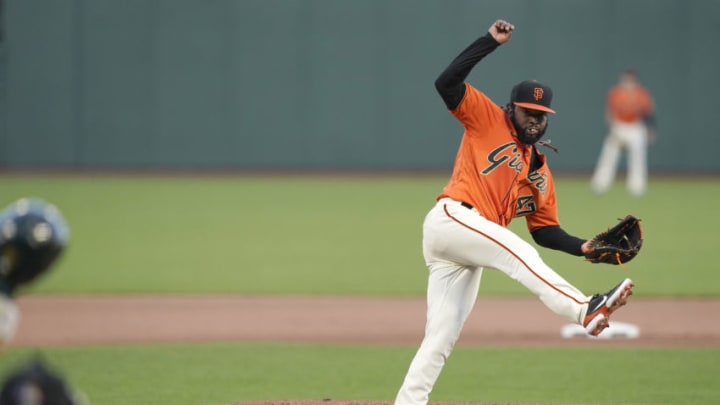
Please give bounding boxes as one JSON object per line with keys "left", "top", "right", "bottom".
{"left": 606, "top": 84, "right": 654, "bottom": 123}
{"left": 437, "top": 83, "right": 560, "bottom": 231}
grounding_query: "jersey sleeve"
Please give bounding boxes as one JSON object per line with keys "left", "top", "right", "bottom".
{"left": 451, "top": 84, "right": 504, "bottom": 135}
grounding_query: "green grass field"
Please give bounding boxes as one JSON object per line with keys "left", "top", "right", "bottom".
{"left": 2, "top": 173, "right": 718, "bottom": 297}
{"left": 1, "top": 173, "right": 719, "bottom": 405}
{"left": 2, "top": 344, "right": 718, "bottom": 405}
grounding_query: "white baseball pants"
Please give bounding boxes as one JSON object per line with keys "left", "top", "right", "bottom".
{"left": 590, "top": 121, "right": 648, "bottom": 197}
{"left": 394, "top": 198, "right": 590, "bottom": 405}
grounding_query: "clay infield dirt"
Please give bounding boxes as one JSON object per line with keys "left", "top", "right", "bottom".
{"left": 10, "top": 295, "right": 720, "bottom": 405}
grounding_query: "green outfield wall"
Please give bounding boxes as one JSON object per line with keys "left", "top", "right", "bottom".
{"left": 1, "top": 0, "right": 718, "bottom": 171}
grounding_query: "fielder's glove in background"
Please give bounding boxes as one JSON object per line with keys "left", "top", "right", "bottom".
{"left": 584, "top": 215, "right": 643, "bottom": 265}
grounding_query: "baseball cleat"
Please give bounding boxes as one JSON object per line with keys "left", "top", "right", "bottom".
{"left": 583, "top": 278, "right": 634, "bottom": 337}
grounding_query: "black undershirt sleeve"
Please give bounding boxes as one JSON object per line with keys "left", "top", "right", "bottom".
{"left": 434, "top": 33, "right": 501, "bottom": 110}
{"left": 531, "top": 226, "right": 586, "bottom": 257}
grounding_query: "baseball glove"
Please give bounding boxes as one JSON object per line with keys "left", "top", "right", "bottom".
{"left": 584, "top": 215, "right": 643, "bottom": 265}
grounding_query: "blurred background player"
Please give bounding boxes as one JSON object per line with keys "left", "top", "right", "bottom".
{"left": 0, "top": 197, "right": 69, "bottom": 344}
{"left": 590, "top": 68, "right": 656, "bottom": 197}
{"left": 0, "top": 357, "right": 83, "bottom": 405}
{"left": 0, "top": 200, "right": 84, "bottom": 403}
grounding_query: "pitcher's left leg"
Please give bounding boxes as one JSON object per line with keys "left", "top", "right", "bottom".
{"left": 394, "top": 263, "right": 482, "bottom": 405}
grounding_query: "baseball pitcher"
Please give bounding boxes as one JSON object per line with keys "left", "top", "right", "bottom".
{"left": 394, "top": 19, "right": 642, "bottom": 405}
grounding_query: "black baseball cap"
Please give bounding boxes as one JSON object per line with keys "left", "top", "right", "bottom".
{"left": 510, "top": 80, "right": 556, "bottom": 114}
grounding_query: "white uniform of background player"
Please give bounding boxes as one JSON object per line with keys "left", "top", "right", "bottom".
{"left": 591, "top": 69, "right": 656, "bottom": 197}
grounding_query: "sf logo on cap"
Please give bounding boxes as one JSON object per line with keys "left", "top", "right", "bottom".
{"left": 533, "top": 88, "right": 544, "bottom": 101}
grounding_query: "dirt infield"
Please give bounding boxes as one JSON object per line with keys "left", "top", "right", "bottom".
{"left": 10, "top": 295, "right": 715, "bottom": 405}
{"left": 11, "top": 295, "right": 719, "bottom": 347}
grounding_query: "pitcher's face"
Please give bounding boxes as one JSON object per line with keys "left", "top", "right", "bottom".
{"left": 511, "top": 106, "right": 548, "bottom": 144}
